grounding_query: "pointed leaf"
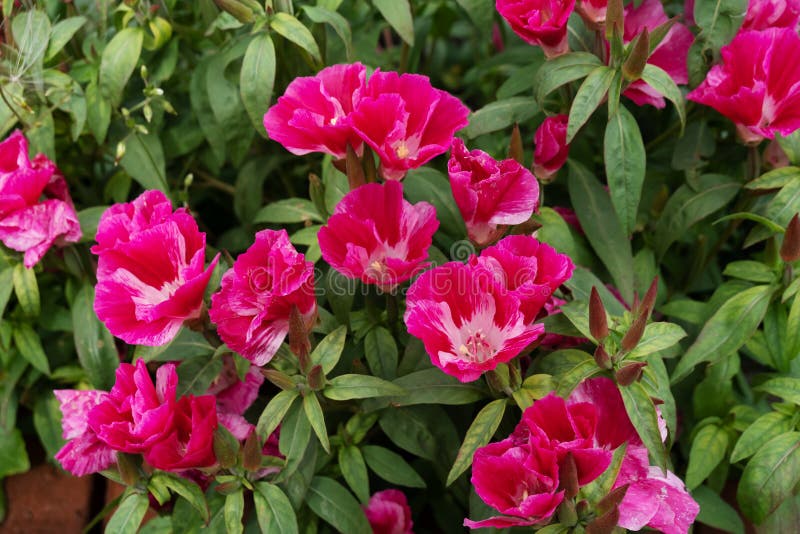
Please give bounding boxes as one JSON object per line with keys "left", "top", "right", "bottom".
{"left": 240, "top": 32, "right": 276, "bottom": 134}
{"left": 605, "top": 106, "right": 646, "bottom": 235}
{"left": 737, "top": 431, "right": 800, "bottom": 523}
{"left": 446, "top": 398, "right": 506, "bottom": 486}
{"left": 362, "top": 445, "right": 426, "bottom": 488}
{"left": 253, "top": 482, "right": 299, "bottom": 534}
{"left": 567, "top": 66, "right": 616, "bottom": 143}
{"left": 306, "top": 476, "right": 371, "bottom": 534}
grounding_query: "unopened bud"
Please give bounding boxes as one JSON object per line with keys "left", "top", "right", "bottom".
{"left": 781, "top": 213, "right": 800, "bottom": 262}
{"left": 307, "top": 364, "right": 325, "bottom": 390}
{"left": 508, "top": 123, "right": 524, "bottom": 164}
{"left": 586, "top": 504, "right": 621, "bottom": 534}
{"left": 594, "top": 344, "right": 612, "bottom": 369}
{"left": 308, "top": 173, "right": 328, "bottom": 219}
{"left": 115, "top": 141, "right": 126, "bottom": 163}
{"left": 622, "top": 28, "right": 650, "bottom": 81}
{"left": 289, "top": 305, "right": 311, "bottom": 362}
{"left": 605, "top": 0, "right": 624, "bottom": 40}
{"left": 261, "top": 368, "right": 296, "bottom": 391}
{"left": 213, "top": 0, "right": 255, "bottom": 23}
{"left": 589, "top": 287, "right": 609, "bottom": 340}
{"left": 345, "top": 143, "right": 365, "bottom": 190}
{"left": 213, "top": 426, "right": 240, "bottom": 469}
{"left": 242, "top": 431, "right": 262, "bottom": 471}
{"left": 639, "top": 276, "right": 659, "bottom": 319}
{"left": 117, "top": 452, "right": 140, "bottom": 486}
{"left": 559, "top": 452, "right": 579, "bottom": 499}
{"left": 621, "top": 312, "right": 648, "bottom": 352}
{"left": 615, "top": 361, "right": 647, "bottom": 386}
{"left": 598, "top": 483, "right": 629, "bottom": 514}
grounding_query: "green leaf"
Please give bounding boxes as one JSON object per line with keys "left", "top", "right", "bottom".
{"left": 45, "top": 16, "right": 87, "bottom": 61}
{"left": 693, "top": 485, "right": 745, "bottom": 534}
{"left": 372, "top": 0, "right": 414, "bottom": 46}
{"left": 224, "top": 491, "right": 243, "bottom": 534}
{"left": 555, "top": 352, "right": 601, "bottom": 397}
{"left": 253, "top": 482, "right": 299, "bottom": 534}
{"left": 563, "top": 267, "right": 627, "bottom": 316}
{"left": 13, "top": 263, "right": 39, "bottom": 317}
{"left": 339, "top": 445, "right": 369, "bottom": 503}
{"left": 463, "top": 97, "right": 540, "bottom": 139}
{"left": 386, "top": 368, "right": 486, "bottom": 406}
{"left": 106, "top": 491, "right": 149, "bottom": 534}
{"left": 0, "top": 429, "right": 30, "bottom": 478}
{"left": 746, "top": 167, "right": 800, "bottom": 190}
{"left": 533, "top": 52, "right": 603, "bottom": 104}
{"left": 755, "top": 377, "right": 800, "bottom": 405}
{"left": 567, "top": 66, "right": 616, "bottom": 143}
{"left": 303, "top": 6, "right": 353, "bottom": 60}
{"left": 722, "top": 261, "right": 777, "bottom": 283}
{"left": 240, "top": 32, "right": 276, "bottom": 134}
{"left": 176, "top": 354, "right": 223, "bottom": 397}
{"left": 307, "top": 477, "right": 371, "bottom": 534}
{"left": 120, "top": 132, "right": 168, "bottom": 192}
{"left": 86, "top": 80, "right": 111, "bottom": 144}
{"left": 731, "top": 411, "right": 795, "bottom": 463}
{"left": 279, "top": 400, "right": 312, "bottom": 478}
{"left": 620, "top": 381, "right": 666, "bottom": 471}
{"left": 672, "top": 285, "right": 774, "bottom": 383}
{"left": 77, "top": 206, "right": 109, "bottom": 244}
{"left": 134, "top": 327, "right": 214, "bottom": 363}
{"left": 254, "top": 198, "right": 322, "bottom": 224}
{"left": 378, "top": 408, "right": 437, "bottom": 460}
{"left": 785, "top": 293, "right": 800, "bottom": 364}
{"left": 33, "top": 393, "right": 64, "bottom": 459}
{"left": 324, "top": 374, "right": 405, "bottom": 400}
{"left": 604, "top": 106, "right": 646, "bottom": 235}
{"left": 715, "top": 212, "right": 786, "bottom": 234}
{"left": 686, "top": 423, "right": 729, "bottom": 489}
{"left": 150, "top": 472, "right": 209, "bottom": 523}
{"left": 0, "top": 267, "right": 13, "bottom": 321}
{"left": 362, "top": 445, "right": 426, "bottom": 488}
{"left": 270, "top": 13, "right": 322, "bottom": 63}
{"left": 640, "top": 64, "right": 686, "bottom": 130}
{"left": 72, "top": 283, "right": 117, "bottom": 390}
{"left": 626, "top": 322, "right": 687, "bottom": 360}
{"left": 99, "top": 27, "right": 144, "bottom": 106}
{"left": 745, "top": 176, "right": 800, "bottom": 247}
{"left": 303, "top": 394, "right": 330, "bottom": 453}
{"left": 737, "top": 431, "right": 800, "bottom": 523}
{"left": 13, "top": 324, "right": 50, "bottom": 375}
{"left": 446, "top": 398, "right": 506, "bottom": 486}
{"left": 403, "top": 167, "right": 467, "bottom": 237}
{"left": 310, "top": 325, "right": 347, "bottom": 375}
{"left": 567, "top": 160, "right": 635, "bottom": 302}
{"left": 694, "top": 0, "right": 747, "bottom": 48}
{"left": 364, "top": 326, "right": 397, "bottom": 379}
{"left": 257, "top": 389, "right": 300, "bottom": 440}
{"left": 653, "top": 174, "right": 740, "bottom": 258}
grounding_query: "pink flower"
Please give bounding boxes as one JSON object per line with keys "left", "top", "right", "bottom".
{"left": 144, "top": 394, "right": 217, "bottom": 471}
{"left": 349, "top": 70, "right": 470, "bottom": 180}
{"left": 687, "top": 28, "right": 800, "bottom": 143}
{"left": 263, "top": 63, "right": 367, "bottom": 159}
{"left": 622, "top": 0, "right": 693, "bottom": 108}
{"left": 533, "top": 114, "right": 570, "bottom": 182}
{"left": 475, "top": 235, "right": 575, "bottom": 324}
{"left": 741, "top": 0, "right": 800, "bottom": 31}
{"left": 465, "top": 435, "right": 564, "bottom": 528}
{"left": 404, "top": 261, "right": 544, "bottom": 382}
{"left": 209, "top": 229, "right": 316, "bottom": 366}
{"left": 318, "top": 181, "right": 438, "bottom": 289}
{"left": 92, "top": 190, "right": 219, "bottom": 346}
{"left": 448, "top": 138, "right": 539, "bottom": 246}
{"left": 54, "top": 390, "right": 117, "bottom": 476}
{"left": 0, "top": 130, "right": 81, "bottom": 267}
{"left": 363, "top": 490, "right": 414, "bottom": 534}
{"left": 495, "top": 0, "right": 576, "bottom": 58}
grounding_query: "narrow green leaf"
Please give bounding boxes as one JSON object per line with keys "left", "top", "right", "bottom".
{"left": 120, "top": 132, "right": 168, "bottom": 193}
{"left": 686, "top": 424, "right": 729, "bottom": 489}
{"left": 253, "top": 482, "right": 299, "bottom": 534}
{"left": 13, "top": 324, "right": 50, "bottom": 375}
{"left": 567, "top": 160, "right": 635, "bottom": 302}
{"left": 715, "top": 212, "right": 786, "bottom": 234}
{"left": 693, "top": 0, "right": 747, "bottom": 48}
{"left": 311, "top": 325, "right": 347, "bottom": 375}
{"left": 737, "top": 431, "right": 800, "bottom": 523}
{"left": 364, "top": 326, "right": 397, "bottom": 379}
{"left": 303, "top": 6, "right": 353, "bottom": 60}
{"left": 731, "top": 411, "right": 795, "bottom": 463}
{"left": 224, "top": 491, "right": 244, "bottom": 534}
{"left": 240, "top": 32, "right": 276, "bottom": 134}
{"left": 133, "top": 327, "right": 213, "bottom": 363}
{"left": 746, "top": 167, "right": 800, "bottom": 190}
{"left": 403, "top": 167, "right": 467, "bottom": 237}
{"left": 33, "top": 393, "right": 64, "bottom": 459}
{"left": 150, "top": 472, "right": 209, "bottom": 522}
{"left": 605, "top": 106, "right": 646, "bottom": 235}
{"left": 323, "top": 374, "right": 405, "bottom": 400}
{"left": 106, "top": 492, "right": 149, "bottom": 534}
{"left": 176, "top": 354, "right": 223, "bottom": 396}
{"left": 0, "top": 267, "right": 13, "bottom": 321}
{"left": 303, "top": 394, "right": 330, "bottom": 453}
{"left": 270, "top": 13, "right": 322, "bottom": 63}
{"left": 745, "top": 177, "right": 800, "bottom": 247}
{"left": 785, "top": 293, "right": 800, "bottom": 364}
{"left": 693, "top": 485, "right": 746, "bottom": 534}
{"left": 386, "top": 368, "right": 486, "bottom": 406}
{"left": 72, "top": 283, "right": 117, "bottom": 389}
{"left": 99, "top": 27, "right": 144, "bottom": 106}
{"left": 306, "top": 477, "right": 371, "bottom": 534}
{"left": 45, "top": 16, "right": 87, "bottom": 61}
{"left": 362, "top": 445, "right": 426, "bottom": 488}
{"left": 672, "top": 285, "right": 774, "bottom": 383}
{"left": 462, "top": 97, "right": 540, "bottom": 139}
{"left": 620, "top": 381, "right": 666, "bottom": 471}
{"left": 555, "top": 354, "right": 600, "bottom": 397}
{"left": 86, "top": 80, "right": 111, "bottom": 144}
{"left": 378, "top": 408, "right": 436, "bottom": 460}
{"left": 566, "top": 66, "right": 616, "bottom": 143}
{"left": 640, "top": 64, "right": 686, "bottom": 131}
{"left": 257, "top": 389, "right": 300, "bottom": 440}
{"left": 13, "top": 263, "right": 39, "bottom": 317}
{"left": 0, "top": 429, "right": 30, "bottom": 478}
{"left": 339, "top": 445, "right": 369, "bottom": 503}
{"left": 533, "top": 52, "right": 603, "bottom": 104}
{"left": 279, "top": 400, "right": 311, "bottom": 478}
{"left": 755, "top": 377, "right": 800, "bottom": 405}
{"left": 446, "top": 398, "right": 506, "bottom": 486}
{"left": 254, "top": 198, "right": 322, "bottom": 224}
{"left": 626, "top": 322, "right": 687, "bottom": 360}
{"left": 372, "top": 0, "right": 414, "bottom": 46}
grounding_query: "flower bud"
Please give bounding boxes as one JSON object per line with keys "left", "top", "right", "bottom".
{"left": 598, "top": 483, "right": 629, "bottom": 513}
{"left": 615, "top": 361, "right": 648, "bottom": 386}
{"left": 508, "top": 123, "right": 524, "bottom": 164}
{"left": 117, "top": 452, "right": 140, "bottom": 486}
{"left": 586, "top": 504, "right": 621, "bottom": 534}
{"left": 605, "top": 0, "right": 624, "bottom": 40}
{"left": 213, "top": 426, "right": 240, "bottom": 469}
{"left": 307, "top": 364, "right": 325, "bottom": 390}
{"left": 622, "top": 28, "right": 650, "bottom": 81}
{"left": 781, "top": 213, "right": 800, "bottom": 262}
{"left": 213, "top": 0, "right": 255, "bottom": 23}
{"left": 308, "top": 173, "right": 328, "bottom": 220}
{"left": 345, "top": 143, "right": 365, "bottom": 190}
{"left": 242, "top": 431, "right": 262, "bottom": 471}
{"left": 589, "top": 287, "right": 609, "bottom": 341}
{"left": 594, "top": 344, "right": 612, "bottom": 369}
{"left": 621, "top": 312, "right": 648, "bottom": 352}
{"left": 639, "top": 276, "right": 659, "bottom": 319}
{"left": 559, "top": 452, "right": 579, "bottom": 499}
{"left": 261, "top": 369, "right": 296, "bottom": 391}
{"left": 289, "top": 304, "right": 311, "bottom": 362}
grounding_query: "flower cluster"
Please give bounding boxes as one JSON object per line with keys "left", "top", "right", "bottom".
{"left": 467, "top": 378, "right": 699, "bottom": 532}
{"left": 264, "top": 63, "right": 470, "bottom": 180}
{"left": 404, "top": 235, "right": 574, "bottom": 382}
{"left": 0, "top": 130, "right": 81, "bottom": 267}
{"left": 55, "top": 360, "right": 218, "bottom": 476}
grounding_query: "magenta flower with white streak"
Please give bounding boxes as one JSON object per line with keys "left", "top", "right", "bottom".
{"left": 54, "top": 390, "right": 117, "bottom": 477}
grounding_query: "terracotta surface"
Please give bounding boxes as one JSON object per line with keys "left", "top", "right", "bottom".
{"left": 1, "top": 462, "right": 93, "bottom": 533}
